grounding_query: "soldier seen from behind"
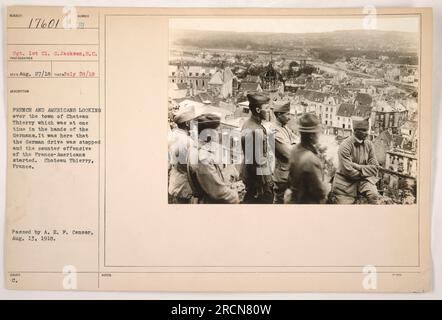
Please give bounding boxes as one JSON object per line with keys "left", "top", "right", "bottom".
{"left": 286, "top": 113, "right": 328, "bottom": 204}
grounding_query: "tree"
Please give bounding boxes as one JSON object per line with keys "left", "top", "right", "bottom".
{"left": 289, "top": 61, "right": 299, "bottom": 69}
{"left": 296, "top": 64, "right": 316, "bottom": 77}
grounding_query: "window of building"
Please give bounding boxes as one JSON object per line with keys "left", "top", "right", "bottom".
{"left": 196, "top": 73, "right": 199, "bottom": 76}
{"left": 325, "top": 120, "right": 328, "bottom": 125}
{"left": 330, "top": 121, "right": 333, "bottom": 126}
{"left": 172, "top": 72, "right": 175, "bottom": 76}
{"left": 172, "top": 79, "right": 175, "bottom": 83}
{"left": 337, "top": 117, "right": 340, "bottom": 121}
{"left": 342, "top": 124, "right": 345, "bottom": 129}
{"left": 202, "top": 80, "right": 205, "bottom": 86}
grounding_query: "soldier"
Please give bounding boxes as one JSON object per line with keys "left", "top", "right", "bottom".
{"left": 168, "top": 106, "right": 197, "bottom": 204}
{"left": 331, "top": 117, "right": 379, "bottom": 204}
{"left": 272, "top": 100, "right": 297, "bottom": 203}
{"left": 286, "top": 113, "right": 327, "bottom": 204}
{"left": 240, "top": 93, "right": 274, "bottom": 204}
{"left": 187, "top": 113, "right": 240, "bottom": 204}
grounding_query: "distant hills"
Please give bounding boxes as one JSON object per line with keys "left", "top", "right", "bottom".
{"left": 171, "top": 29, "right": 418, "bottom": 53}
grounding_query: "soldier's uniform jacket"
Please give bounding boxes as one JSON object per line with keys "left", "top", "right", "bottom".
{"left": 332, "top": 135, "right": 379, "bottom": 198}
{"left": 168, "top": 128, "right": 194, "bottom": 199}
{"left": 287, "top": 143, "right": 327, "bottom": 204}
{"left": 187, "top": 140, "right": 239, "bottom": 204}
{"left": 240, "top": 117, "right": 274, "bottom": 201}
{"left": 272, "top": 119, "right": 297, "bottom": 183}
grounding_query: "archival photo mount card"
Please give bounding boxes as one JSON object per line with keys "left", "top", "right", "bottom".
{"left": 5, "top": 6, "right": 433, "bottom": 292}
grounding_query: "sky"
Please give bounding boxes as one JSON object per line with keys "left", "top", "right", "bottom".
{"left": 170, "top": 16, "right": 419, "bottom": 34}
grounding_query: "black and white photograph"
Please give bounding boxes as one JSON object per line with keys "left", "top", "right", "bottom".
{"left": 168, "top": 16, "right": 420, "bottom": 205}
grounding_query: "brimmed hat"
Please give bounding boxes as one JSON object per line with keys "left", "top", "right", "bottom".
{"left": 298, "top": 113, "right": 321, "bottom": 133}
{"left": 352, "top": 116, "right": 370, "bottom": 130}
{"left": 196, "top": 113, "right": 221, "bottom": 133}
{"left": 247, "top": 93, "right": 269, "bottom": 110}
{"left": 174, "top": 106, "right": 196, "bottom": 124}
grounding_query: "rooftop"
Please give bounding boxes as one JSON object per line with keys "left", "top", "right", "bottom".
{"left": 336, "top": 103, "right": 355, "bottom": 117}
{"left": 296, "top": 89, "right": 328, "bottom": 103}
{"left": 355, "top": 92, "right": 373, "bottom": 106}
{"left": 240, "top": 82, "right": 262, "bottom": 92}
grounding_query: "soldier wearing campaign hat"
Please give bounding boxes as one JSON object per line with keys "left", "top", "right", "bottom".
{"left": 240, "top": 93, "right": 274, "bottom": 204}
{"left": 167, "top": 106, "right": 198, "bottom": 203}
{"left": 331, "top": 116, "right": 379, "bottom": 204}
{"left": 286, "top": 113, "right": 327, "bottom": 204}
{"left": 271, "top": 100, "right": 298, "bottom": 203}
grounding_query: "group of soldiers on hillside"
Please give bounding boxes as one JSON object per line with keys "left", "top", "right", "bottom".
{"left": 168, "top": 93, "right": 380, "bottom": 204}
